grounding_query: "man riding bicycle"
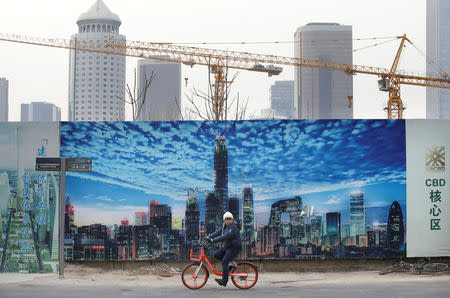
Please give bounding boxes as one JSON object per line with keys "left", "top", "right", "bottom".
{"left": 206, "top": 211, "right": 242, "bottom": 287}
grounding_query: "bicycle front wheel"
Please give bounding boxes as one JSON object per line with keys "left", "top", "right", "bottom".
{"left": 379, "top": 262, "right": 405, "bottom": 275}
{"left": 423, "top": 263, "right": 449, "bottom": 273}
{"left": 231, "top": 262, "right": 258, "bottom": 289}
{"left": 181, "top": 263, "right": 209, "bottom": 290}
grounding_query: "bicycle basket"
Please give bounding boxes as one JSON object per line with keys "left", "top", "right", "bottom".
{"left": 190, "top": 249, "right": 202, "bottom": 261}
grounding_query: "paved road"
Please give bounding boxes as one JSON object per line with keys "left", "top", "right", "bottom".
{"left": 0, "top": 281, "right": 449, "bottom": 298}
{"left": 1, "top": 270, "right": 449, "bottom": 298}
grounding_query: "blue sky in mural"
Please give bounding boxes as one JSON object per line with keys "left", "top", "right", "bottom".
{"left": 60, "top": 120, "right": 406, "bottom": 226}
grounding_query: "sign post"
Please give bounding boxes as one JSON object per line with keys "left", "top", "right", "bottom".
{"left": 35, "top": 157, "right": 92, "bottom": 279}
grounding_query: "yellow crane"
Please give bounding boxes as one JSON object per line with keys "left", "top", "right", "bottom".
{"left": 1, "top": 33, "right": 449, "bottom": 119}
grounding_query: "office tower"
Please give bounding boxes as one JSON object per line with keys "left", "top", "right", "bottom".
{"left": 205, "top": 192, "right": 220, "bottom": 235}
{"left": 214, "top": 136, "right": 228, "bottom": 217}
{"left": 120, "top": 218, "right": 129, "bottom": 226}
{"left": 268, "top": 196, "right": 304, "bottom": 243}
{"left": 426, "top": 0, "right": 450, "bottom": 119}
{"left": 147, "top": 202, "right": 172, "bottom": 230}
{"left": 241, "top": 186, "right": 255, "bottom": 241}
{"left": 350, "top": 191, "right": 366, "bottom": 236}
{"left": 310, "top": 214, "right": 322, "bottom": 240}
{"left": 136, "top": 58, "right": 182, "bottom": 121}
{"left": 134, "top": 212, "right": 146, "bottom": 226}
{"left": 64, "top": 196, "right": 76, "bottom": 234}
{"left": 387, "top": 201, "right": 405, "bottom": 251}
{"left": 326, "top": 212, "right": 341, "bottom": 245}
{"left": 185, "top": 190, "right": 200, "bottom": 242}
{"left": 20, "top": 102, "right": 61, "bottom": 121}
{"left": 270, "top": 80, "right": 295, "bottom": 119}
{"left": 68, "top": 0, "right": 126, "bottom": 121}
{"left": 0, "top": 78, "right": 8, "bottom": 121}
{"left": 229, "top": 196, "right": 239, "bottom": 220}
{"left": 294, "top": 23, "right": 353, "bottom": 119}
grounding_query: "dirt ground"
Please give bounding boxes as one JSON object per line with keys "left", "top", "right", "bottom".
{"left": 1, "top": 263, "right": 449, "bottom": 287}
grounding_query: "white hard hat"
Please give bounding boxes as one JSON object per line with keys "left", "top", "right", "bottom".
{"left": 223, "top": 211, "right": 233, "bottom": 220}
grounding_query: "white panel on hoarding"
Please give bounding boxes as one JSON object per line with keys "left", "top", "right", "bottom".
{"left": 406, "top": 120, "right": 450, "bottom": 257}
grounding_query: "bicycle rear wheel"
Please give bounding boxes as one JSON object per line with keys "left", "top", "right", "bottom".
{"left": 379, "top": 262, "right": 405, "bottom": 275}
{"left": 231, "top": 262, "right": 258, "bottom": 289}
{"left": 181, "top": 263, "right": 209, "bottom": 290}
{"left": 423, "top": 263, "right": 448, "bottom": 273}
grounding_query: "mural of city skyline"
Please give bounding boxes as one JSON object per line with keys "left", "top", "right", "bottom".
{"left": 60, "top": 120, "right": 406, "bottom": 260}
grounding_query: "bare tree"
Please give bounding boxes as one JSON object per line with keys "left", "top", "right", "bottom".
{"left": 117, "top": 68, "right": 155, "bottom": 121}
{"left": 180, "top": 65, "right": 253, "bottom": 121}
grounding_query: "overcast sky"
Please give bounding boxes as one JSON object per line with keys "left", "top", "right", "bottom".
{"left": 0, "top": 0, "right": 430, "bottom": 121}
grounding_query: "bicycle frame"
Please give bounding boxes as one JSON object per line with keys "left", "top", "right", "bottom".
{"left": 189, "top": 249, "right": 248, "bottom": 278}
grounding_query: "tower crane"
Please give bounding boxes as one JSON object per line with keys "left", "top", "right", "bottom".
{"left": 1, "top": 33, "right": 449, "bottom": 119}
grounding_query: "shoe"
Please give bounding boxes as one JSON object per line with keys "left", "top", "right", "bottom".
{"left": 215, "top": 278, "right": 227, "bottom": 287}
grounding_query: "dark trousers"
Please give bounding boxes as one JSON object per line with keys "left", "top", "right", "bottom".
{"left": 213, "top": 247, "right": 240, "bottom": 284}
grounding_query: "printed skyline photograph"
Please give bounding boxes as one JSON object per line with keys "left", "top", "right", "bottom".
{"left": 61, "top": 119, "right": 406, "bottom": 251}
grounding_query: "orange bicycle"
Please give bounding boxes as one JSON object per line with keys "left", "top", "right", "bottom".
{"left": 181, "top": 243, "right": 258, "bottom": 290}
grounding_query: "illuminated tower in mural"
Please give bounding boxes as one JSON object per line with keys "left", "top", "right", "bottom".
{"left": 241, "top": 186, "right": 255, "bottom": 241}
{"left": 214, "top": 136, "right": 228, "bottom": 217}
{"left": 326, "top": 212, "right": 341, "bottom": 245}
{"left": 350, "top": 191, "right": 366, "bottom": 236}
{"left": 185, "top": 190, "right": 200, "bottom": 242}
{"left": 387, "top": 201, "right": 405, "bottom": 251}
{"left": 205, "top": 192, "right": 220, "bottom": 235}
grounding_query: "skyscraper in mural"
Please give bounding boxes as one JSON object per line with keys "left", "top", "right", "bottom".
{"left": 350, "top": 191, "right": 366, "bottom": 236}
{"left": 205, "top": 192, "right": 220, "bottom": 234}
{"left": 241, "top": 186, "right": 255, "bottom": 241}
{"left": 214, "top": 136, "right": 228, "bottom": 217}
{"left": 426, "top": 0, "right": 450, "bottom": 119}
{"left": 68, "top": 0, "right": 126, "bottom": 121}
{"left": 326, "top": 212, "right": 341, "bottom": 245}
{"left": 185, "top": 191, "right": 200, "bottom": 242}
{"left": 229, "top": 196, "right": 239, "bottom": 220}
{"left": 294, "top": 23, "right": 353, "bottom": 119}
{"left": 387, "top": 201, "right": 405, "bottom": 251}
{"left": 0, "top": 78, "right": 8, "bottom": 122}
{"left": 137, "top": 58, "right": 182, "bottom": 121}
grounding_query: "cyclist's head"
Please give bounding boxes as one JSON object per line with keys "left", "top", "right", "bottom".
{"left": 223, "top": 211, "right": 233, "bottom": 221}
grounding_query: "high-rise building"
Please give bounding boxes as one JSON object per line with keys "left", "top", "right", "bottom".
{"left": 134, "top": 212, "right": 146, "bottom": 226}
{"left": 0, "top": 78, "right": 8, "bottom": 122}
{"left": 214, "top": 136, "right": 228, "bottom": 217}
{"left": 426, "top": 0, "right": 450, "bottom": 119}
{"left": 136, "top": 58, "right": 182, "bottom": 121}
{"left": 326, "top": 212, "right": 341, "bottom": 245}
{"left": 64, "top": 196, "right": 76, "bottom": 234}
{"left": 387, "top": 201, "right": 405, "bottom": 251}
{"left": 120, "top": 217, "right": 129, "bottom": 226}
{"left": 350, "top": 191, "right": 366, "bottom": 236}
{"left": 310, "top": 214, "right": 322, "bottom": 240}
{"left": 147, "top": 202, "right": 172, "bottom": 230}
{"left": 185, "top": 190, "right": 200, "bottom": 242}
{"left": 68, "top": 0, "right": 126, "bottom": 121}
{"left": 269, "top": 80, "right": 295, "bottom": 119}
{"left": 205, "top": 192, "right": 220, "bottom": 235}
{"left": 241, "top": 186, "right": 255, "bottom": 241}
{"left": 294, "top": 23, "right": 353, "bottom": 119}
{"left": 229, "top": 196, "right": 239, "bottom": 220}
{"left": 268, "top": 197, "right": 304, "bottom": 244}
{"left": 20, "top": 102, "right": 61, "bottom": 121}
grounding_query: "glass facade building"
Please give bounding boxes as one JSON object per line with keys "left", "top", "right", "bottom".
{"left": 426, "top": 0, "right": 450, "bottom": 119}
{"left": 137, "top": 58, "right": 182, "bottom": 121}
{"left": 350, "top": 191, "right": 366, "bottom": 236}
{"left": 294, "top": 23, "right": 353, "bottom": 119}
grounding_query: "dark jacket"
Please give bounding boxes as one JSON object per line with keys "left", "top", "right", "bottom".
{"left": 209, "top": 220, "right": 242, "bottom": 250}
